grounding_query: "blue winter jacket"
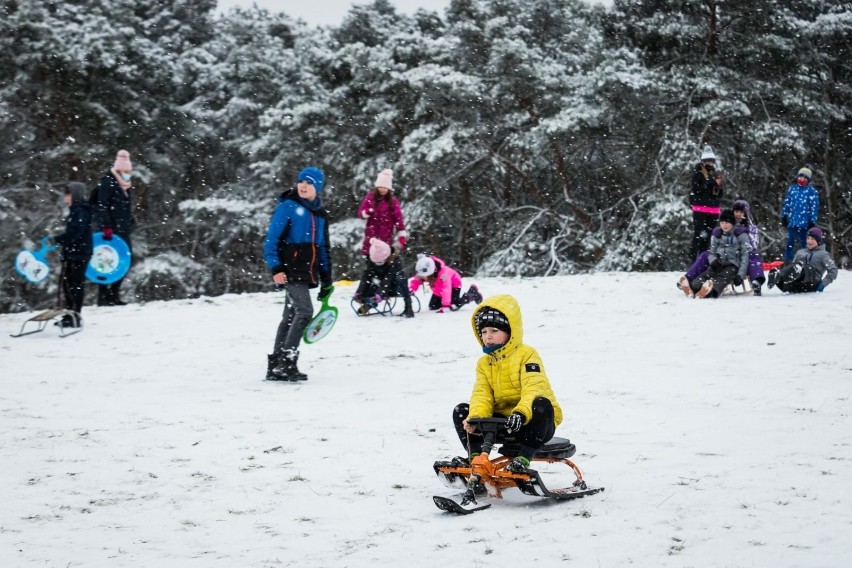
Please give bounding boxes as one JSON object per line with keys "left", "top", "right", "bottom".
{"left": 781, "top": 183, "right": 819, "bottom": 228}
{"left": 263, "top": 190, "right": 332, "bottom": 288}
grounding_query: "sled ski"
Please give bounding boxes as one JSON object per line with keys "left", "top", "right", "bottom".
{"left": 432, "top": 495, "right": 491, "bottom": 515}
{"left": 433, "top": 418, "right": 604, "bottom": 513}
{"left": 10, "top": 309, "right": 82, "bottom": 338}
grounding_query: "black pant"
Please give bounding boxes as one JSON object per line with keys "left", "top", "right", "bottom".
{"left": 428, "top": 287, "right": 471, "bottom": 311}
{"left": 452, "top": 397, "right": 556, "bottom": 460}
{"left": 690, "top": 263, "right": 738, "bottom": 297}
{"left": 61, "top": 260, "right": 88, "bottom": 314}
{"left": 97, "top": 233, "right": 132, "bottom": 306}
{"left": 776, "top": 262, "right": 821, "bottom": 294}
{"left": 689, "top": 211, "right": 718, "bottom": 265}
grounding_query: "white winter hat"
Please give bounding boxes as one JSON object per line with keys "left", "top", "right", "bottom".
{"left": 415, "top": 254, "right": 436, "bottom": 277}
{"left": 700, "top": 145, "right": 717, "bottom": 162}
{"left": 374, "top": 169, "right": 393, "bottom": 190}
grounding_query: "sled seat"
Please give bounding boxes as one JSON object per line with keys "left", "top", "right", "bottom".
{"left": 498, "top": 437, "right": 576, "bottom": 459}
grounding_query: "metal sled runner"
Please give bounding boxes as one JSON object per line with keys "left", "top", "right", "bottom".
{"left": 10, "top": 309, "right": 82, "bottom": 338}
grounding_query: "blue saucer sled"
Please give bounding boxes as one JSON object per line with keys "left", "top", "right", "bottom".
{"left": 86, "top": 232, "right": 132, "bottom": 285}
{"left": 11, "top": 236, "right": 83, "bottom": 337}
{"left": 14, "top": 236, "right": 57, "bottom": 284}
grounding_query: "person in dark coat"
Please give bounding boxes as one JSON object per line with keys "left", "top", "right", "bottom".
{"left": 53, "top": 182, "right": 93, "bottom": 327}
{"left": 262, "top": 167, "right": 333, "bottom": 381}
{"left": 93, "top": 149, "right": 135, "bottom": 306}
{"left": 688, "top": 145, "right": 724, "bottom": 264}
{"left": 353, "top": 238, "right": 414, "bottom": 317}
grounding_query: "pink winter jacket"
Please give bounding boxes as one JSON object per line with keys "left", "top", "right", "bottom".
{"left": 359, "top": 192, "right": 406, "bottom": 256}
{"left": 408, "top": 256, "right": 462, "bottom": 307}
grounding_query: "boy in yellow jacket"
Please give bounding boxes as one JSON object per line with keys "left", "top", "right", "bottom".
{"left": 453, "top": 294, "right": 563, "bottom": 473}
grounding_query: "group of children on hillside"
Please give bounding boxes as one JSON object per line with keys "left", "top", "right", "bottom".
{"left": 262, "top": 166, "right": 483, "bottom": 381}
{"left": 680, "top": 155, "right": 839, "bottom": 299}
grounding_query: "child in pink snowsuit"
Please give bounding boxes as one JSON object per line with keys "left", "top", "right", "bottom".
{"left": 409, "top": 254, "right": 483, "bottom": 311}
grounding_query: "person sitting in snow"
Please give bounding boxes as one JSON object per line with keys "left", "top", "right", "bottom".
{"left": 408, "top": 253, "right": 482, "bottom": 311}
{"left": 452, "top": 294, "right": 563, "bottom": 473}
{"left": 679, "top": 199, "right": 765, "bottom": 296}
{"left": 686, "top": 209, "right": 751, "bottom": 299}
{"left": 262, "top": 167, "right": 333, "bottom": 381}
{"left": 767, "top": 227, "right": 838, "bottom": 294}
{"left": 353, "top": 237, "right": 414, "bottom": 317}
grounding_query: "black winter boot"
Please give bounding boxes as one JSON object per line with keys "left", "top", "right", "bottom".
{"left": 282, "top": 349, "right": 308, "bottom": 381}
{"left": 266, "top": 354, "right": 287, "bottom": 381}
{"left": 467, "top": 284, "right": 483, "bottom": 304}
{"left": 401, "top": 296, "right": 415, "bottom": 318}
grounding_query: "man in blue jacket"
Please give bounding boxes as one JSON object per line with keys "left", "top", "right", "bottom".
{"left": 781, "top": 166, "right": 819, "bottom": 261}
{"left": 263, "top": 167, "right": 333, "bottom": 381}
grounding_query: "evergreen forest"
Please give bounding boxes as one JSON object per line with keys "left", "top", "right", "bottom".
{"left": 2, "top": 0, "right": 850, "bottom": 311}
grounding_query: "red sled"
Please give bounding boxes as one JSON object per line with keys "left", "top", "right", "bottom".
{"left": 762, "top": 260, "right": 784, "bottom": 272}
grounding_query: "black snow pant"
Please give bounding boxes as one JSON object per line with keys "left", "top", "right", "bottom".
{"left": 97, "top": 233, "right": 132, "bottom": 306}
{"left": 61, "top": 260, "right": 88, "bottom": 314}
{"left": 428, "top": 287, "right": 473, "bottom": 311}
{"left": 776, "top": 262, "right": 821, "bottom": 294}
{"left": 452, "top": 397, "right": 556, "bottom": 461}
{"left": 689, "top": 211, "right": 718, "bottom": 266}
{"left": 690, "top": 264, "right": 738, "bottom": 297}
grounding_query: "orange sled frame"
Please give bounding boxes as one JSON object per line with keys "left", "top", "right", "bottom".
{"left": 433, "top": 418, "right": 604, "bottom": 505}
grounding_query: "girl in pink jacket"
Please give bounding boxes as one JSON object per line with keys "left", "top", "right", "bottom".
{"left": 358, "top": 169, "right": 407, "bottom": 256}
{"left": 409, "top": 254, "right": 483, "bottom": 311}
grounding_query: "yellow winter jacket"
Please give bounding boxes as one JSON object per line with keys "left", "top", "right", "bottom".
{"left": 468, "top": 294, "right": 563, "bottom": 426}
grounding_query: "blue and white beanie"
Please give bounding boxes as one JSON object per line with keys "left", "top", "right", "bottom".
{"left": 297, "top": 167, "right": 325, "bottom": 192}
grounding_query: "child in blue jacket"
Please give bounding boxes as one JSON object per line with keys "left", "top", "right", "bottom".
{"left": 781, "top": 166, "right": 819, "bottom": 261}
{"left": 263, "top": 167, "right": 333, "bottom": 381}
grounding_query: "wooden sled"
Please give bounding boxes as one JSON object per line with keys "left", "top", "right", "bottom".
{"left": 722, "top": 279, "right": 753, "bottom": 296}
{"left": 10, "top": 309, "right": 82, "bottom": 338}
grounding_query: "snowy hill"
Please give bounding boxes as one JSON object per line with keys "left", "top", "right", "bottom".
{"left": 2, "top": 272, "right": 851, "bottom": 567}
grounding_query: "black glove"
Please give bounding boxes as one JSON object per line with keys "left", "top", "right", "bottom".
{"left": 710, "top": 258, "right": 724, "bottom": 270}
{"left": 733, "top": 275, "right": 743, "bottom": 286}
{"left": 317, "top": 284, "right": 332, "bottom": 301}
{"left": 781, "top": 216, "right": 788, "bottom": 228}
{"left": 504, "top": 412, "right": 524, "bottom": 435}
{"left": 807, "top": 221, "right": 815, "bottom": 229}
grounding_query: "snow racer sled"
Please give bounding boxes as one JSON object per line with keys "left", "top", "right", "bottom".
{"left": 433, "top": 417, "right": 604, "bottom": 514}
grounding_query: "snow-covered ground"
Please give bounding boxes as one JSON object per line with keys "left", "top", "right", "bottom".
{"left": 2, "top": 272, "right": 850, "bottom": 567}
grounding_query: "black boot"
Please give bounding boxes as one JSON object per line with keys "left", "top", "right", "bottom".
{"left": 467, "top": 284, "right": 483, "bottom": 304}
{"left": 282, "top": 349, "right": 308, "bottom": 381}
{"left": 265, "top": 352, "right": 307, "bottom": 381}
{"left": 401, "top": 296, "right": 414, "bottom": 318}
{"left": 266, "top": 354, "right": 288, "bottom": 381}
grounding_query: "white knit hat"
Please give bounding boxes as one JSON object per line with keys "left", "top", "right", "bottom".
{"left": 374, "top": 169, "right": 393, "bottom": 190}
{"left": 415, "top": 254, "right": 436, "bottom": 277}
{"left": 700, "top": 145, "right": 716, "bottom": 161}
